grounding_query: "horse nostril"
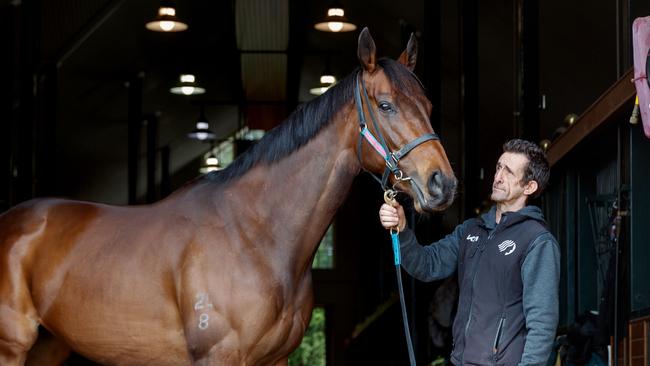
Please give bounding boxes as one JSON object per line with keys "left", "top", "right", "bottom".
{"left": 428, "top": 170, "right": 443, "bottom": 194}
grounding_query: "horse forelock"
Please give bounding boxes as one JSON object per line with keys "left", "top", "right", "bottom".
{"left": 202, "top": 59, "right": 423, "bottom": 186}
{"left": 376, "top": 58, "right": 426, "bottom": 96}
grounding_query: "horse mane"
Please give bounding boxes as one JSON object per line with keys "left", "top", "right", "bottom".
{"left": 202, "top": 58, "right": 424, "bottom": 186}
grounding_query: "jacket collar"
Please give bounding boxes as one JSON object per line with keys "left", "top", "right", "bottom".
{"left": 479, "top": 205, "right": 546, "bottom": 230}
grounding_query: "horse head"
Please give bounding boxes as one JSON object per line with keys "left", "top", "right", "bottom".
{"left": 354, "top": 28, "right": 457, "bottom": 213}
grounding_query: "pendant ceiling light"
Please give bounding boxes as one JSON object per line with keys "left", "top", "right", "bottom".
{"left": 314, "top": 2, "right": 356, "bottom": 33}
{"left": 146, "top": 1, "right": 188, "bottom": 32}
{"left": 310, "top": 73, "right": 337, "bottom": 96}
{"left": 310, "top": 59, "right": 337, "bottom": 95}
{"left": 199, "top": 150, "right": 222, "bottom": 174}
{"left": 170, "top": 74, "right": 205, "bottom": 96}
{"left": 188, "top": 106, "right": 216, "bottom": 141}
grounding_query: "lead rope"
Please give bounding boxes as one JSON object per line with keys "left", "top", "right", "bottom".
{"left": 384, "top": 189, "right": 417, "bottom": 366}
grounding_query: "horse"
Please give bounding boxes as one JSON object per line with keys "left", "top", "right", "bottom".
{"left": 0, "top": 28, "right": 457, "bottom": 365}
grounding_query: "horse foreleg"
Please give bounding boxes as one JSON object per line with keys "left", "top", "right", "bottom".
{"left": 0, "top": 242, "right": 41, "bottom": 365}
{"left": 0, "top": 305, "right": 39, "bottom": 366}
{"left": 25, "top": 328, "right": 71, "bottom": 366}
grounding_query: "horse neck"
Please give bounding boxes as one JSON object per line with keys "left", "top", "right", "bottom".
{"left": 214, "top": 106, "right": 361, "bottom": 277}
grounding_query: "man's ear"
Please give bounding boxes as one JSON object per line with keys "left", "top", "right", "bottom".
{"left": 523, "top": 180, "right": 538, "bottom": 197}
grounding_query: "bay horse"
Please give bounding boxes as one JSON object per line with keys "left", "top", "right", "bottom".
{"left": 0, "top": 28, "right": 457, "bottom": 365}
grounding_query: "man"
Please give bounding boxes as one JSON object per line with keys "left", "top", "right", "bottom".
{"left": 379, "top": 139, "right": 560, "bottom": 365}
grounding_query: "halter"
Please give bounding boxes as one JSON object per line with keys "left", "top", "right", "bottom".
{"left": 354, "top": 70, "right": 439, "bottom": 366}
{"left": 354, "top": 71, "right": 440, "bottom": 192}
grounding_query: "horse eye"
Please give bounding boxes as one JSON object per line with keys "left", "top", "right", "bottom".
{"left": 378, "top": 101, "right": 394, "bottom": 112}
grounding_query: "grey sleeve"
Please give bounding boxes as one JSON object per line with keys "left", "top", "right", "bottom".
{"left": 518, "top": 233, "right": 561, "bottom": 366}
{"left": 397, "top": 222, "right": 466, "bottom": 282}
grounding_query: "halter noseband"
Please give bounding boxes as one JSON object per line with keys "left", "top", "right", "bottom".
{"left": 354, "top": 71, "right": 440, "bottom": 191}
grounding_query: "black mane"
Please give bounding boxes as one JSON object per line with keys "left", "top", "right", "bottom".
{"left": 203, "top": 58, "right": 424, "bottom": 185}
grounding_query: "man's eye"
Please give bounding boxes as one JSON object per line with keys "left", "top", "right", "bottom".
{"left": 378, "top": 101, "right": 394, "bottom": 112}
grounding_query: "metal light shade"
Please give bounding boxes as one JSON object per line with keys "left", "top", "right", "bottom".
{"left": 170, "top": 74, "right": 205, "bottom": 95}
{"left": 199, "top": 151, "right": 221, "bottom": 173}
{"left": 314, "top": 7, "right": 356, "bottom": 32}
{"left": 309, "top": 86, "right": 330, "bottom": 95}
{"left": 146, "top": 2, "right": 188, "bottom": 32}
{"left": 320, "top": 74, "right": 336, "bottom": 84}
{"left": 188, "top": 121, "right": 216, "bottom": 141}
{"left": 310, "top": 74, "right": 336, "bottom": 96}
{"left": 188, "top": 105, "right": 215, "bottom": 141}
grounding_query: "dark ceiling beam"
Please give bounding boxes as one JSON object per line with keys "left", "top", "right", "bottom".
{"left": 54, "top": 0, "right": 125, "bottom": 68}
{"left": 546, "top": 69, "right": 634, "bottom": 167}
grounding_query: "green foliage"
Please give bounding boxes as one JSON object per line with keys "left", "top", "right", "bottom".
{"left": 312, "top": 225, "right": 334, "bottom": 269}
{"left": 288, "top": 308, "right": 326, "bottom": 366}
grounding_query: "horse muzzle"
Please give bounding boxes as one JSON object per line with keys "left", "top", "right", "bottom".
{"left": 411, "top": 170, "right": 457, "bottom": 212}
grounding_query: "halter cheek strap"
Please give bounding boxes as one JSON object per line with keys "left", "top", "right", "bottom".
{"left": 354, "top": 72, "right": 440, "bottom": 190}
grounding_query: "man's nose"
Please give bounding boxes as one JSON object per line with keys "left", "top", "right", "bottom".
{"left": 494, "top": 170, "right": 503, "bottom": 183}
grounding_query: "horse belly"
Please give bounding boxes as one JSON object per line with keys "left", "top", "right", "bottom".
{"left": 32, "top": 257, "right": 191, "bottom": 365}
{"left": 39, "top": 292, "right": 192, "bottom": 365}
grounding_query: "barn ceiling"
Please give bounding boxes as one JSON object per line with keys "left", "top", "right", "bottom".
{"left": 4, "top": 0, "right": 638, "bottom": 207}
{"left": 4, "top": 0, "right": 431, "bottom": 203}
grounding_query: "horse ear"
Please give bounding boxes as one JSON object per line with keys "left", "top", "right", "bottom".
{"left": 397, "top": 32, "right": 418, "bottom": 71}
{"left": 357, "top": 27, "right": 377, "bottom": 73}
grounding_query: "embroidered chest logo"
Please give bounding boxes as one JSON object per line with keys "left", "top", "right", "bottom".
{"left": 498, "top": 240, "right": 517, "bottom": 255}
{"left": 466, "top": 234, "right": 479, "bottom": 242}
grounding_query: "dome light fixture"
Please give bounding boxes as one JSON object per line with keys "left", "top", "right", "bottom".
{"left": 145, "top": 1, "right": 188, "bottom": 33}
{"left": 199, "top": 150, "right": 222, "bottom": 173}
{"left": 310, "top": 74, "right": 337, "bottom": 96}
{"left": 314, "top": 3, "right": 356, "bottom": 33}
{"left": 188, "top": 106, "right": 216, "bottom": 141}
{"left": 170, "top": 74, "right": 205, "bottom": 96}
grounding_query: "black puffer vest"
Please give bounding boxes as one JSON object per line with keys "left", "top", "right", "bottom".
{"left": 450, "top": 211, "right": 548, "bottom": 366}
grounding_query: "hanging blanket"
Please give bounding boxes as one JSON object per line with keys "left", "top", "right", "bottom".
{"left": 632, "top": 17, "right": 650, "bottom": 138}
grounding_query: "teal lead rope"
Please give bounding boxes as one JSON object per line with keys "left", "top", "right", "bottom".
{"left": 385, "top": 190, "right": 417, "bottom": 366}
{"left": 391, "top": 231, "right": 401, "bottom": 265}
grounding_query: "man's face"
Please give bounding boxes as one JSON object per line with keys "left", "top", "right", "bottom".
{"left": 490, "top": 152, "right": 530, "bottom": 204}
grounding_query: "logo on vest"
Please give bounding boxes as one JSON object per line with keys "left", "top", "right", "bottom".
{"left": 466, "top": 234, "right": 479, "bottom": 243}
{"left": 498, "top": 240, "right": 517, "bottom": 255}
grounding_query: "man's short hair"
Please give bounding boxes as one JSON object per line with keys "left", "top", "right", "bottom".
{"left": 503, "top": 139, "right": 550, "bottom": 198}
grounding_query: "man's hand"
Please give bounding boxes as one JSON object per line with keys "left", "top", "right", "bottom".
{"left": 378, "top": 202, "right": 406, "bottom": 232}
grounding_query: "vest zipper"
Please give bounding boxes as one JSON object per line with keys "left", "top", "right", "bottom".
{"left": 492, "top": 316, "right": 505, "bottom": 356}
